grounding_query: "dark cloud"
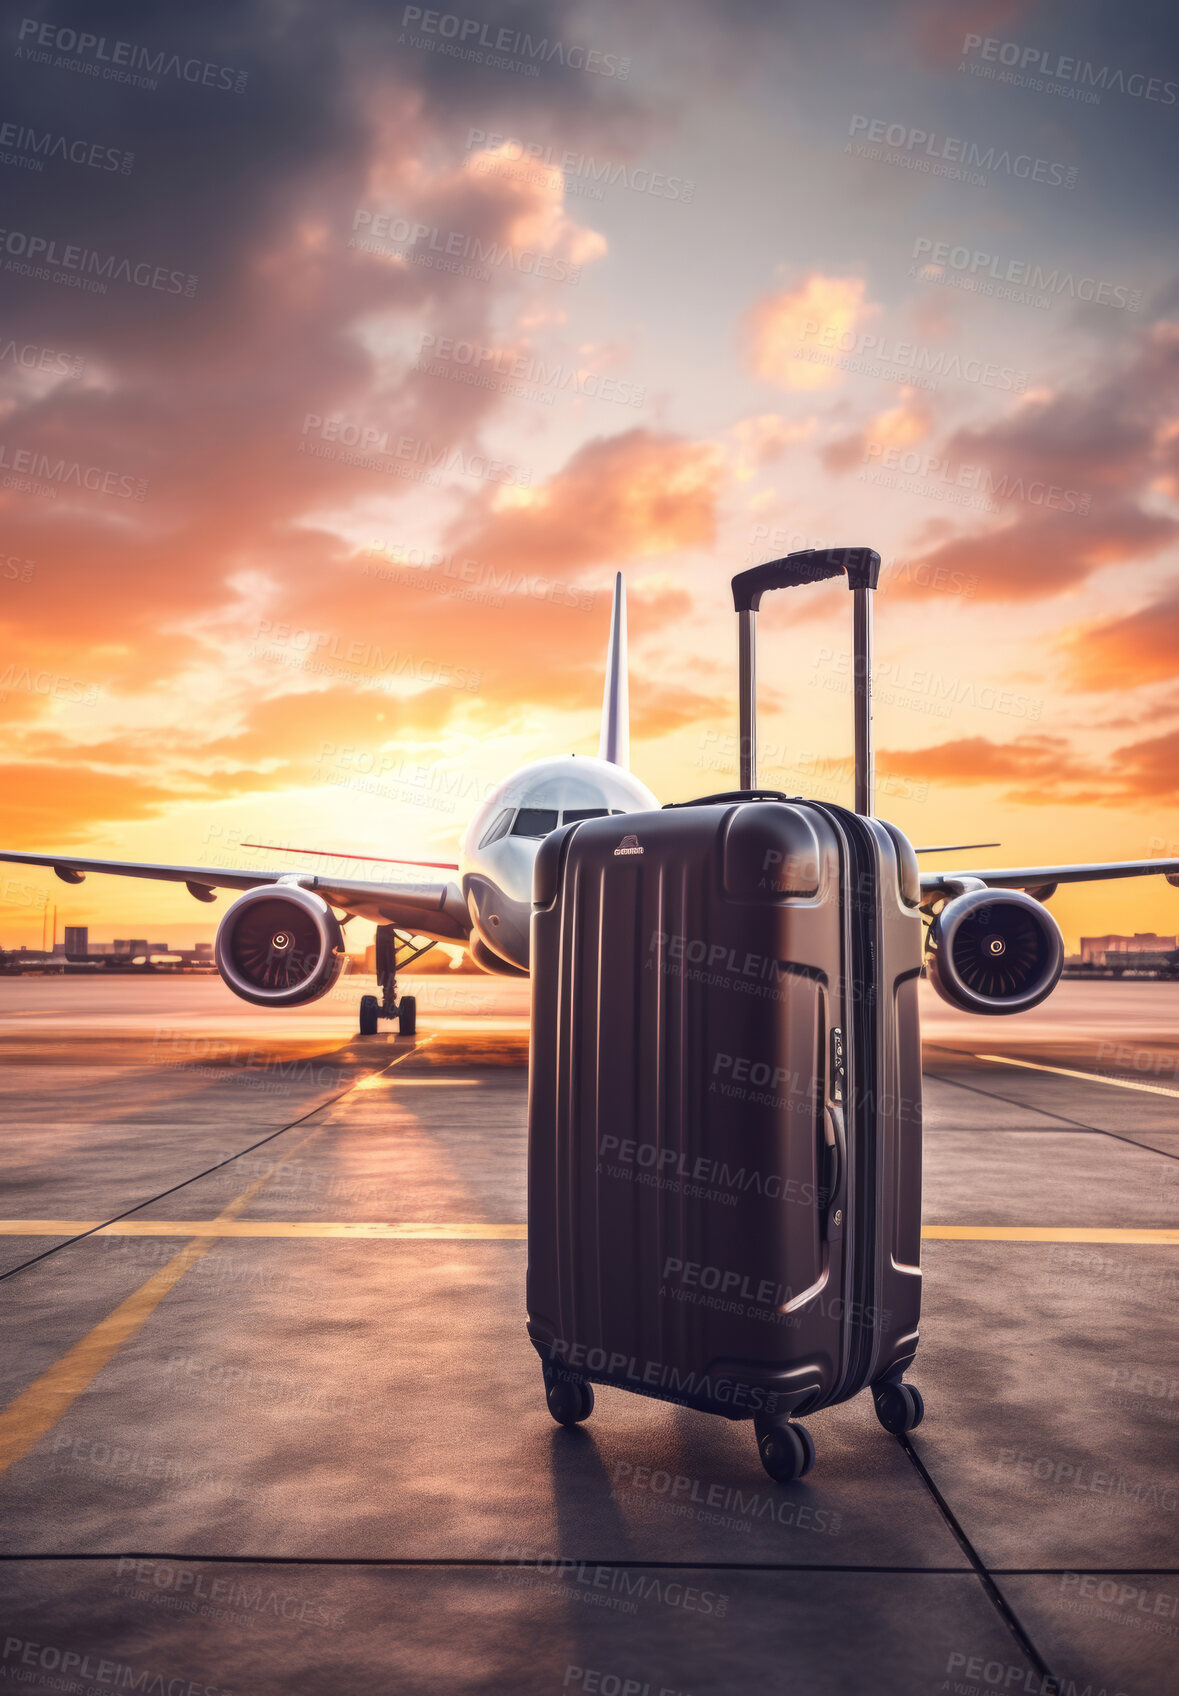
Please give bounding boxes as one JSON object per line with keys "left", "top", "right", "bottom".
{"left": 0, "top": 0, "right": 643, "bottom": 729}
{"left": 890, "top": 324, "right": 1179, "bottom": 599}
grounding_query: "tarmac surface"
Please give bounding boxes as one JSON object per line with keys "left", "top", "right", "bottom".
{"left": 0, "top": 974, "right": 1175, "bottom": 1695}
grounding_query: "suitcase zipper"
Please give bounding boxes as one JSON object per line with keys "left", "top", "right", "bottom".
{"left": 810, "top": 804, "right": 880, "bottom": 1405}
{"left": 842, "top": 807, "right": 882, "bottom": 1400}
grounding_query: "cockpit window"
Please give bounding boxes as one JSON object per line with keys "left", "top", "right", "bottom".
{"left": 563, "top": 808, "right": 608, "bottom": 823}
{"left": 512, "top": 808, "right": 560, "bottom": 838}
{"left": 479, "top": 808, "right": 515, "bottom": 848}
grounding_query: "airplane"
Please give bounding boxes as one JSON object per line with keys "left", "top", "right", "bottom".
{"left": 3, "top": 564, "right": 1178, "bottom": 1034}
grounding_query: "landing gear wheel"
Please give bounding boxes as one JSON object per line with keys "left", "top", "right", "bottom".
{"left": 873, "top": 1381, "right": 924, "bottom": 1435}
{"left": 755, "top": 1418, "right": 815, "bottom": 1484}
{"left": 358, "top": 995, "right": 379, "bottom": 1036}
{"left": 397, "top": 994, "right": 417, "bottom": 1036}
{"left": 545, "top": 1375, "right": 594, "bottom": 1426}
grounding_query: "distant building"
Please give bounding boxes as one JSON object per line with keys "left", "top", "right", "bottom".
{"left": 64, "top": 926, "right": 88, "bottom": 958}
{"left": 194, "top": 942, "right": 213, "bottom": 957}
{"left": 1080, "top": 932, "right": 1177, "bottom": 965}
{"left": 148, "top": 942, "right": 169, "bottom": 954}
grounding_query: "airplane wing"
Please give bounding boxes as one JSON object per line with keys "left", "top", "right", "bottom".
{"left": 0, "top": 850, "right": 471, "bottom": 940}
{"left": 920, "top": 857, "right": 1179, "bottom": 897}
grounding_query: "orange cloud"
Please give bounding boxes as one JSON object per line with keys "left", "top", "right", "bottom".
{"left": 461, "top": 145, "right": 608, "bottom": 268}
{"left": 744, "top": 274, "right": 874, "bottom": 391}
{"left": 882, "top": 729, "right": 1179, "bottom": 805}
{"left": 630, "top": 677, "right": 730, "bottom": 743}
{"left": 821, "top": 390, "right": 932, "bottom": 473}
{"left": 1110, "top": 727, "right": 1179, "bottom": 799}
{"left": 905, "top": 0, "right": 1028, "bottom": 65}
{"left": 0, "top": 763, "right": 177, "bottom": 843}
{"left": 728, "top": 414, "right": 815, "bottom": 480}
{"left": 444, "top": 428, "right": 724, "bottom": 572}
{"left": 1061, "top": 587, "right": 1179, "bottom": 691}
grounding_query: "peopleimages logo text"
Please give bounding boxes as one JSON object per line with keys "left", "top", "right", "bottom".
{"left": 961, "top": 33, "right": 1178, "bottom": 104}
{"left": 0, "top": 227, "right": 196, "bottom": 295}
{"left": 351, "top": 210, "right": 583, "bottom": 285}
{"left": 848, "top": 115, "right": 1077, "bottom": 188}
{"left": 399, "top": 8, "right": 630, "bottom": 78}
{"left": 0, "top": 122, "right": 133, "bottom": 174}
{"left": 15, "top": 18, "right": 248, "bottom": 92}
{"left": 913, "top": 237, "right": 1140, "bottom": 311}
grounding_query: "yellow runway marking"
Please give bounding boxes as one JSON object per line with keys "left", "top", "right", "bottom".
{"left": 353, "top": 1077, "right": 482, "bottom": 1089}
{"left": 920, "top": 1226, "right": 1178, "bottom": 1244}
{"left": 977, "top": 1053, "right": 1179, "bottom": 1100}
{"left": 0, "top": 1222, "right": 1174, "bottom": 1244}
{"left": 0, "top": 1221, "right": 527, "bottom": 1239}
{"left": 0, "top": 1036, "right": 435, "bottom": 1476}
{"left": 1, "top": 1222, "right": 105, "bottom": 1235}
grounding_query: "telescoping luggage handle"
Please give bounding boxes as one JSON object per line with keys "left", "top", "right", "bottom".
{"left": 731, "top": 546, "right": 881, "bottom": 816}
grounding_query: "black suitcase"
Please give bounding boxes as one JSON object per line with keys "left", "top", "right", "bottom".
{"left": 526, "top": 548, "right": 925, "bottom": 1483}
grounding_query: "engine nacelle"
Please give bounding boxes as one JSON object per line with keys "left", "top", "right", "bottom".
{"left": 468, "top": 935, "right": 530, "bottom": 978}
{"left": 464, "top": 874, "right": 530, "bottom": 973}
{"left": 215, "top": 885, "right": 346, "bottom": 1007}
{"left": 925, "top": 889, "right": 1064, "bottom": 1016}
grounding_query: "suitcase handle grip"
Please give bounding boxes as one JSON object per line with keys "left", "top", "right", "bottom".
{"left": 730, "top": 547, "right": 880, "bottom": 613}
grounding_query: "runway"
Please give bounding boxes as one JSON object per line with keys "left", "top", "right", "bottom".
{"left": 0, "top": 975, "right": 1175, "bottom": 1694}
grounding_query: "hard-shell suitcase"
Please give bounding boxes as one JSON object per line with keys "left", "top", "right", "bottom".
{"left": 526, "top": 548, "right": 926, "bottom": 1483}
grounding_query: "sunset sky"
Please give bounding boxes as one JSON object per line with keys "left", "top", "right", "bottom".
{"left": 3, "top": 0, "right": 1179, "bottom": 954}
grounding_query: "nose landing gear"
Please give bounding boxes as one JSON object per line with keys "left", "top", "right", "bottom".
{"left": 358, "top": 925, "right": 429, "bottom": 1036}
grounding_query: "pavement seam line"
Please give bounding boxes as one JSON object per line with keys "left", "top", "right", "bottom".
{"left": 897, "top": 1434, "right": 1061, "bottom": 1692}
{"left": 0, "top": 1038, "right": 434, "bottom": 1475}
{"left": 0, "top": 1555, "right": 994, "bottom": 1571}
{"left": 923, "top": 1062, "right": 1179, "bottom": 1164}
{"left": 0, "top": 1223, "right": 1175, "bottom": 1242}
{"left": 0, "top": 1036, "right": 435, "bottom": 1283}
{"left": 1, "top": 1553, "right": 1177, "bottom": 1573}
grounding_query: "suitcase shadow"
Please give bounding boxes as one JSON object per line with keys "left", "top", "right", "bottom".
{"left": 542, "top": 1417, "right": 650, "bottom": 1661}
{"left": 546, "top": 1415, "right": 639, "bottom": 1557}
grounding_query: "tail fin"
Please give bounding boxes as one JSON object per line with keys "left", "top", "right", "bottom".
{"left": 597, "top": 570, "right": 629, "bottom": 768}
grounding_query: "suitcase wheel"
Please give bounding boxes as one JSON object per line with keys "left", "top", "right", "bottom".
{"left": 873, "top": 1381, "right": 925, "bottom": 1435}
{"left": 754, "top": 1418, "right": 815, "bottom": 1485}
{"left": 545, "top": 1375, "right": 595, "bottom": 1426}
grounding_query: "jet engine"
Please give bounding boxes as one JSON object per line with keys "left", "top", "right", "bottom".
{"left": 468, "top": 935, "right": 530, "bottom": 978}
{"left": 925, "top": 888, "right": 1064, "bottom": 1016}
{"left": 214, "top": 885, "right": 346, "bottom": 1007}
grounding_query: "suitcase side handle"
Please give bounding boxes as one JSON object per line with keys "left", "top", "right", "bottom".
{"left": 662, "top": 788, "right": 797, "bottom": 809}
{"left": 731, "top": 546, "right": 881, "bottom": 814}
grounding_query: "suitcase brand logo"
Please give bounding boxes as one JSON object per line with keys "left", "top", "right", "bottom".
{"left": 614, "top": 833, "right": 644, "bottom": 856}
